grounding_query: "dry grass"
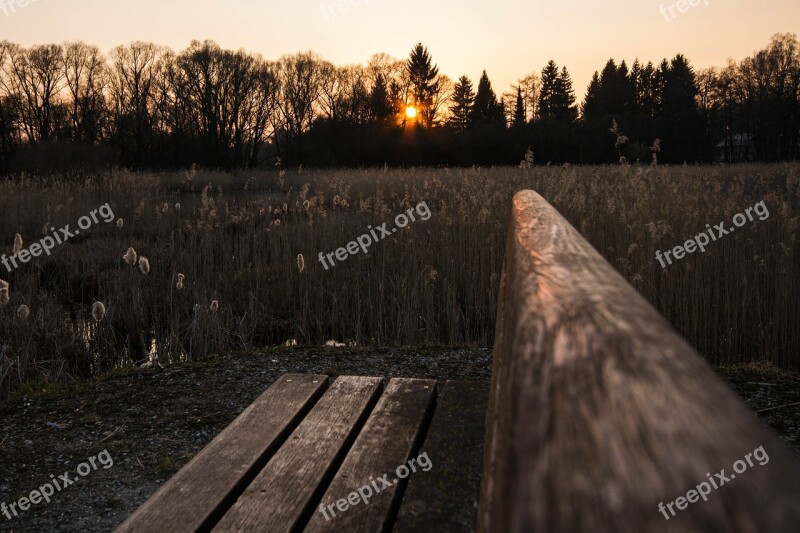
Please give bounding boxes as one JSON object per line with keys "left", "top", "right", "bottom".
{"left": 0, "top": 164, "right": 798, "bottom": 397}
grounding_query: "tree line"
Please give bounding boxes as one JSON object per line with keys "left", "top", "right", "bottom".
{"left": 0, "top": 33, "right": 797, "bottom": 172}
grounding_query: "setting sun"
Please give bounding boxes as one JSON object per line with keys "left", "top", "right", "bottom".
{"left": 405, "top": 106, "right": 417, "bottom": 119}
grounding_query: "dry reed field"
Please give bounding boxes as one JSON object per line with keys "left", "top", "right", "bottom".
{"left": 0, "top": 163, "right": 798, "bottom": 398}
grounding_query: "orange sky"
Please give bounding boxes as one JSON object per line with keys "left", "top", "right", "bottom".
{"left": 2, "top": 0, "right": 798, "bottom": 102}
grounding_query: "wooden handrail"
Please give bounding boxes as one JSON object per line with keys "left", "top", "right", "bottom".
{"left": 478, "top": 190, "right": 800, "bottom": 532}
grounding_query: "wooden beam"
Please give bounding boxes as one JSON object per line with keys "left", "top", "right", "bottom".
{"left": 478, "top": 190, "right": 800, "bottom": 532}
{"left": 213, "top": 375, "right": 383, "bottom": 532}
{"left": 116, "top": 373, "right": 328, "bottom": 533}
{"left": 305, "top": 378, "right": 436, "bottom": 532}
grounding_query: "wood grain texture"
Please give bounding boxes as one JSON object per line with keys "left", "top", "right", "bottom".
{"left": 304, "top": 378, "right": 436, "bottom": 532}
{"left": 116, "top": 373, "right": 329, "bottom": 533}
{"left": 478, "top": 190, "right": 800, "bottom": 533}
{"left": 394, "top": 381, "right": 489, "bottom": 533}
{"left": 213, "top": 375, "right": 383, "bottom": 532}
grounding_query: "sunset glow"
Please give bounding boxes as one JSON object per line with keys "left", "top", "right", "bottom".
{"left": 2, "top": 0, "right": 797, "bottom": 100}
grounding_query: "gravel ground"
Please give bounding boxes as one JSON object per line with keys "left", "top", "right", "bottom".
{"left": 0, "top": 347, "right": 491, "bottom": 532}
{"left": 0, "top": 347, "right": 797, "bottom": 532}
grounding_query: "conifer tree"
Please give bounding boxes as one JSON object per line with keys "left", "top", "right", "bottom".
{"left": 449, "top": 75, "right": 475, "bottom": 130}
{"left": 470, "top": 70, "right": 505, "bottom": 126}
{"left": 512, "top": 86, "right": 526, "bottom": 127}
{"left": 406, "top": 43, "right": 440, "bottom": 124}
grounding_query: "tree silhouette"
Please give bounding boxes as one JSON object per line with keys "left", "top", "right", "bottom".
{"left": 369, "top": 73, "right": 393, "bottom": 124}
{"left": 0, "top": 34, "right": 797, "bottom": 170}
{"left": 539, "top": 61, "right": 577, "bottom": 123}
{"left": 470, "top": 70, "right": 504, "bottom": 126}
{"left": 449, "top": 75, "right": 474, "bottom": 130}
{"left": 512, "top": 86, "right": 526, "bottom": 127}
{"left": 406, "top": 43, "right": 440, "bottom": 126}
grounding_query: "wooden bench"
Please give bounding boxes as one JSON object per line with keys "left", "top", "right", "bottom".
{"left": 121, "top": 189, "right": 800, "bottom": 532}
{"left": 117, "top": 376, "right": 488, "bottom": 532}
{"left": 478, "top": 190, "right": 800, "bottom": 532}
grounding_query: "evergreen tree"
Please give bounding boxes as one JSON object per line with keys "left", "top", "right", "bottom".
{"left": 406, "top": 43, "right": 440, "bottom": 124}
{"left": 369, "top": 73, "right": 393, "bottom": 124}
{"left": 640, "top": 61, "right": 659, "bottom": 117}
{"left": 539, "top": 62, "right": 577, "bottom": 123}
{"left": 662, "top": 54, "right": 699, "bottom": 117}
{"left": 582, "top": 71, "right": 602, "bottom": 119}
{"left": 630, "top": 59, "right": 643, "bottom": 108}
{"left": 554, "top": 66, "right": 578, "bottom": 122}
{"left": 661, "top": 54, "right": 702, "bottom": 161}
{"left": 597, "top": 59, "right": 618, "bottom": 115}
{"left": 470, "top": 70, "right": 505, "bottom": 126}
{"left": 448, "top": 75, "right": 475, "bottom": 130}
{"left": 538, "top": 60, "right": 560, "bottom": 120}
{"left": 512, "top": 86, "right": 526, "bottom": 127}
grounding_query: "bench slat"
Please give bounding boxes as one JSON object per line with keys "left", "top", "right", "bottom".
{"left": 304, "top": 377, "right": 437, "bottom": 532}
{"left": 394, "top": 380, "right": 489, "bottom": 532}
{"left": 213, "top": 375, "right": 383, "bottom": 532}
{"left": 116, "top": 373, "right": 329, "bottom": 533}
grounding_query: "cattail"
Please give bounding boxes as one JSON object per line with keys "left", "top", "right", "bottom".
{"left": 12, "top": 234, "right": 23, "bottom": 255}
{"left": 0, "top": 289, "right": 9, "bottom": 305}
{"left": 17, "top": 304, "right": 29, "bottom": 320}
{"left": 123, "top": 247, "right": 137, "bottom": 266}
{"left": 210, "top": 300, "right": 219, "bottom": 312}
{"left": 91, "top": 301, "right": 106, "bottom": 321}
{"left": 116, "top": 219, "right": 124, "bottom": 228}
{"left": 651, "top": 138, "right": 662, "bottom": 153}
{"left": 297, "top": 254, "right": 305, "bottom": 273}
{"left": 176, "top": 273, "right": 185, "bottom": 290}
{"left": 138, "top": 256, "right": 151, "bottom": 275}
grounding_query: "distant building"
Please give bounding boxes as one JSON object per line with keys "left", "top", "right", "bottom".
{"left": 715, "top": 134, "right": 755, "bottom": 162}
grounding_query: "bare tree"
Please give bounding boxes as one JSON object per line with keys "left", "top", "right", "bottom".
{"left": 428, "top": 74, "right": 453, "bottom": 126}
{"left": 108, "top": 42, "right": 165, "bottom": 166}
{"left": 62, "top": 41, "right": 107, "bottom": 142}
{"left": 274, "top": 52, "right": 324, "bottom": 164}
{"left": 3, "top": 43, "right": 65, "bottom": 142}
{"left": 517, "top": 72, "right": 540, "bottom": 122}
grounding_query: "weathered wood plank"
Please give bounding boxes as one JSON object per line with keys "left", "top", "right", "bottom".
{"left": 478, "top": 190, "right": 800, "bottom": 532}
{"left": 394, "top": 380, "right": 489, "bottom": 533}
{"left": 116, "top": 373, "right": 329, "bottom": 533}
{"left": 213, "top": 375, "right": 383, "bottom": 532}
{"left": 304, "top": 378, "right": 437, "bottom": 532}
